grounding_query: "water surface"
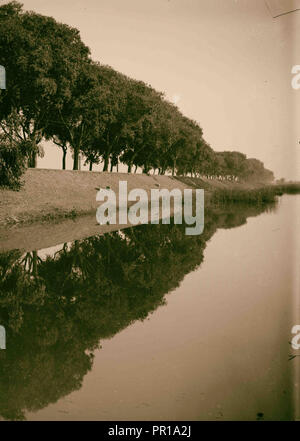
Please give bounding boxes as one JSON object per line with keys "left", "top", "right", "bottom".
{"left": 0, "top": 196, "right": 298, "bottom": 420}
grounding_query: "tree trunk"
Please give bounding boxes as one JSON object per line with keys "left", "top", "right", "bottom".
{"left": 28, "top": 151, "right": 37, "bottom": 168}
{"left": 172, "top": 159, "right": 176, "bottom": 176}
{"left": 62, "top": 148, "right": 67, "bottom": 170}
{"left": 143, "top": 164, "right": 150, "bottom": 174}
{"left": 73, "top": 147, "right": 79, "bottom": 170}
{"left": 89, "top": 161, "right": 93, "bottom": 171}
{"left": 103, "top": 152, "right": 109, "bottom": 172}
{"left": 32, "top": 251, "right": 38, "bottom": 277}
{"left": 128, "top": 164, "right": 132, "bottom": 173}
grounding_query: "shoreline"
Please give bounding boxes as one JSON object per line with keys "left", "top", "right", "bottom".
{"left": 0, "top": 168, "right": 299, "bottom": 231}
{"left": 0, "top": 168, "right": 188, "bottom": 228}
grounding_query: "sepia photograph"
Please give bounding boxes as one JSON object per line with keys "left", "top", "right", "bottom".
{"left": 0, "top": 0, "right": 299, "bottom": 427}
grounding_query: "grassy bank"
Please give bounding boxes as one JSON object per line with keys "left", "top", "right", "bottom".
{"left": 210, "top": 183, "right": 300, "bottom": 204}
{"left": 0, "top": 169, "right": 299, "bottom": 229}
{"left": 175, "top": 176, "right": 300, "bottom": 204}
{"left": 0, "top": 168, "right": 188, "bottom": 227}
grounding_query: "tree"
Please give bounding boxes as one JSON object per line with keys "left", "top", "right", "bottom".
{"left": 0, "top": 1, "right": 91, "bottom": 168}
{"left": 244, "top": 158, "right": 274, "bottom": 182}
{"left": 0, "top": 2, "right": 276, "bottom": 183}
{"left": 0, "top": 133, "right": 26, "bottom": 189}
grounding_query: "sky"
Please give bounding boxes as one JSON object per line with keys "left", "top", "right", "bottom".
{"left": 2, "top": 0, "right": 300, "bottom": 179}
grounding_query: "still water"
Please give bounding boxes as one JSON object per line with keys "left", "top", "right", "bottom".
{"left": 0, "top": 195, "right": 298, "bottom": 421}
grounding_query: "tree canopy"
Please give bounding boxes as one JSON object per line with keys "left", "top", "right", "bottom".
{"left": 0, "top": 1, "right": 274, "bottom": 187}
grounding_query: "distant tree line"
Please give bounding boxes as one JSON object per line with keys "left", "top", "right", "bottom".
{"left": 0, "top": 1, "right": 274, "bottom": 188}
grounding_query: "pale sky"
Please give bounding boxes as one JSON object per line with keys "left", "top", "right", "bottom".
{"left": 2, "top": 0, "right": 300, "bottom": 179}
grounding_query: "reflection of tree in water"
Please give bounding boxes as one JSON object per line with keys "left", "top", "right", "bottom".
{"left": 0, "top": 203, "right": 275, "bottom": 420}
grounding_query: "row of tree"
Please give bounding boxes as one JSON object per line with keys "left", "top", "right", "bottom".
{"left": 0, "top": 1, "right": 274, "bottom": 188}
